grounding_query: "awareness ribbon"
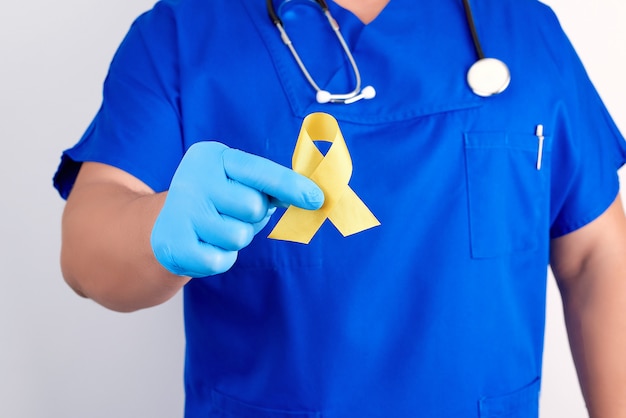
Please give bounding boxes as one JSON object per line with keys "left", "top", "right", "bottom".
{"left": 268, "top": 112, "right": 380, "bottom": 244}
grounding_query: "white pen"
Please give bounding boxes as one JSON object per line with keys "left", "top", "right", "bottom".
{"left": 535, "top": 124, "right": 544, "bottom": 170}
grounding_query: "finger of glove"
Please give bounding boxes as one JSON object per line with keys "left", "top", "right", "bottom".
{"left": 184, "top": 242, "right": 238, "bottom": 277}
{"left": 194, "top": 207, "right": 277, "bottom": 249}
{"left": 159, "top": 186, "right": 259, "bottom": 252}
{"left": 192, "top": 210, "right": 257, "bottom": 252}
{"left": 153, "top": 207, "right": 272, "bottom": 277}
{"left": 222, "top": 148, "right": 324, "bottom": 211}
{"left": 151, "top": 218, "right": 238, "bottom": 277}
{"left": 251, "top": 206, "right": 276, "bottom": 235}
{"left": 210, "top": 179, "right": 271, "bottom": 224}
{"left": 162, "top": 242, "right": 238, "bottom": 278}
{"left": 173, "top": 142, "right": 270, "bottom": 223}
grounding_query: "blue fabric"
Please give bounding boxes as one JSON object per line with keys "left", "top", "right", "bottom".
{"left": 53, "top": 0, "right": 626, "bottom": 416}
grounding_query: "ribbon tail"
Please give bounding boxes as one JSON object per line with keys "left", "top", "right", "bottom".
{"left": 268, "top": 206, "right": 328, "bottom": 244}
{"left": 328, "top": 188, "right": 381, "bottom": 237}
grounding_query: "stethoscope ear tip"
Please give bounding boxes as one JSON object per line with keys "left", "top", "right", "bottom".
{"left": 361, "top": 85, "right": 376, "bottom": 100}
{"left": 316, "top": 86, "right": 377, "bottom": 104}
{"left": 316, "top": 90, "right": 332, "bottom": 104}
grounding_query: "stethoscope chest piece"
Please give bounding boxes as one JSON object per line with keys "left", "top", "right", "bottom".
{"left": 467, "top": 57, "right": 511, "bottom": 97}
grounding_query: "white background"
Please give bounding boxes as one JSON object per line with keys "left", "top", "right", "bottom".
{"left": 0, "top": 1, "right": 624, "bottom": 416}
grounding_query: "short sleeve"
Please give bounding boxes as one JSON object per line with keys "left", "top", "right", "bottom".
{"left": 53, "top": 1, "right": 183, "bottom": 199}
{"left": 546, "top": 9, "right": 626, "bottom": 238}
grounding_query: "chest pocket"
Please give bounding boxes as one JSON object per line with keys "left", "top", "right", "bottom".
{"left": 464, "top": 131, "right": 551, "bottom": 259}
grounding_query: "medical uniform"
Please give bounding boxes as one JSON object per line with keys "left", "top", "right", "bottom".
{"left": 54, "top": 0, "right": 626, "bottom": 416}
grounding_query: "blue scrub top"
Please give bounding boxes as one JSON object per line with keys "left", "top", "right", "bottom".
{"left": 54, "top": 0, "right": 626, "bottom": 416}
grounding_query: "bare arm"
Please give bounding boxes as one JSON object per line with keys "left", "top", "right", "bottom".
{"left": 551, "top": 195, "right": 626, "bottom": 417}
{"left": 60, "top": 145, "right": 324, "bottom": 313}
{"left": 61, "top": 162, "right": 190, "bottom": 312}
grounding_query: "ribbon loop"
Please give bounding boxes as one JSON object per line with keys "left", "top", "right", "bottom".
{"left": 268, "top": 113, "right": 380, "bottom": 244}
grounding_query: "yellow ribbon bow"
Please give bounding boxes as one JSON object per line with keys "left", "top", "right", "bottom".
{"left": 268, "top": 112, "right": 380, "bottom": 244}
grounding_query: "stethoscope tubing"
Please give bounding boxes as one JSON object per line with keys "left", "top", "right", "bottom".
{"left": 462, "top": 0, "right": 485, "bottom": 60}
{"left": 266, "top": 0, "right": 365, "bottom": 103}
{"left": 267, "top": 0, "right": 510, "bottom": 102}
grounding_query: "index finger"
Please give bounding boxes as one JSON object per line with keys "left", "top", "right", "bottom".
{"left": 222, "top": 148, "right": 324, "bottom": 210}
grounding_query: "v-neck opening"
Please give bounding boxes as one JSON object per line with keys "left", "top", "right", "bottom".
{"left": 329, "top": 0, "right": 393, "bottom": 27}
{"left": 244, "top": 0, "right": 484, "bottom": 124}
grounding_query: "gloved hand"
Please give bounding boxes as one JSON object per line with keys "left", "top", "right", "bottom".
{"left": 151, "top": 141, "right": 324, "bottom": 278}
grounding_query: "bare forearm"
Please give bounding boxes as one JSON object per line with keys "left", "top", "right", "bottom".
{"left": 61, "top": 177, "right": 189, "bottom": 312}
{"left": 552, "top": 197, "right": 626, "bottom": 417}
{"left": 560, "top": 268, "right": 626, "bottom": 417}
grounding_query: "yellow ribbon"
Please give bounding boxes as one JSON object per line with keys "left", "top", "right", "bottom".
{"left": 268, "top": 112, "right": 380, "bottom": 244}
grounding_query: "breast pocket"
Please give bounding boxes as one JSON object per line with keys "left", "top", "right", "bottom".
{"left": 464, "top": 131, "right": 551, "bottom": 259}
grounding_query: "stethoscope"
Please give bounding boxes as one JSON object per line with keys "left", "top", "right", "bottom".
{"left": 266, "top": 0, "right": 511, "bottom": 104}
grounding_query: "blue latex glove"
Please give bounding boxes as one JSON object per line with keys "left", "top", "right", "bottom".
{"left": 151, "top": 141, "right": 324, "bottom": 277}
